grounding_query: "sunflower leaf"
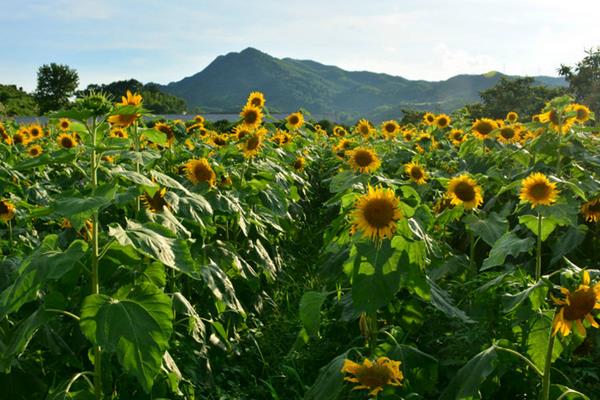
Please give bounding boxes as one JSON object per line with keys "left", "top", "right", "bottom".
{"left": 481, "top": 230, "right": 535, "bottom": 271}
{"left": 304, "top": 351, "right": 351, "bottom": 400}
{"left": 440, "top": 346, "right": 498, "bottom": 400}
{"left": 526, "top": 310, "right": 563, "bottom": 370}
{"left": 299, "top": 291, "right": 328, "bottom": 337}
{"left": 464, "top": 212, "right": 509, "bottom": 246}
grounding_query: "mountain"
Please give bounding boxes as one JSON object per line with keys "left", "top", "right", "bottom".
{"left": 162, "top": 47, "right": 566, "bottom": 122}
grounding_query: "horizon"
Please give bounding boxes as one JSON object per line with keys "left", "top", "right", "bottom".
{"left": 2, "top": 0, "right": 599, "bottom": 92}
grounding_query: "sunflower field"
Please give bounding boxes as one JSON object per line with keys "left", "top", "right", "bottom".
{"left": 0, "top": 90, "right": 599, "bottom": 400}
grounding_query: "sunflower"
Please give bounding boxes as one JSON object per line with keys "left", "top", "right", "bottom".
{"left": 109, "top": 128, "right": 128, "bottom": 138}
{"left": 286, "top": 112, "right": 304, "bottom": 130}
{"left": 581, "top": 198, "right": 600, "bottom": 222}
{"left": 381, "top": 120, "right": 400, "bottom": 138}
{"left": 347, "top": 147, "right": 381, "bottom": 173}
{"left": 566, "top": 103, "right": 591, "bottom": 124}
{"left": 402, "top": 130, "right": 415, "bottom": 142}
{"left": 58, "top": 118, "right": 71, "bottom": 131}
{"left": 184, "top": 158, "right": 216, "bottom": 186}
{"left": 350, "top": 186, "right": 402, "bottom": 241}
{"left": 519, "top": 172, "right": 559, "bottom": 208}
{"left": 246, "top": 91, "right": 266, "bottom": 108}
{"left": 497, "top": 125, "right": 521, "bottom": 144}
{"left": 242, "top": 130, "right": 265, "bottom": 158}
{"left": 118, "top": 90, "right": 143, "bottom": 106}
{"left": 355, "top": 119, "right": 373, "bottom": 137}
{"left": 154, "top": 122, "right": 175, "bottom": 147}
{"left": 240, "top": 104, "right": 263, "bottom": 130}
{"left": 538, "top": 110, "right": 574, "bottom": 134}
{"left": 447, "top": 174, "right": 483, "bottom": 209}
{"left": 506, "top": 111, "right": 519, "bottom": 123}
{"left": 333, "top": 125, "right": 348, "bottom": 137}
{"left": 471, "top": 118, "right": 498, "bottom": 140}
{"left": 341, "top": 356, "right": 403, "bottom": 397}
{"left": 210, "top": 133, "right": 229, "bottom": 147}
{"left": 435, "top": 114, "right": 451, "bottom": 129}
{"left": 532, "top": 114, "right": 541, "bottom": 123}
{"left": 232, "top": 125, "right": 252, "bottom": 141}
{"left": 13, "top": 128, "right": 30, "bottom": 145}
{"left": 552, "top": 271, "right": 600, "bottom": 336}
{"left": 405, "top": 161, "right": 428, "bottom": 185}
{"left": 449, "top": 129, "right": 466, "bottom": 146}
{"left": 333, "top": 138, "right": 355, "bottom": 153}
{"left": 272, "top": 130, "right": 292, "bottom": 146}
{"left": 293, "top": 156, "right": 305, "bottom": 171}
{"left": 57, "top": 133, "right": 78, "bottom": 149}
{"left": 423, "top": 112, "right": 436, "bottom": 125}
{"left": 141, "top": 187, "right": 169, "bottom": 213}
{"left": 0, "top": 123, "right": 7, "bottom": 139}
{"left": 0, "top": 200, "right": 15, "bottom": 223}
{"left": 194, "top": 115, "right": 205, "bottom": 124}
{"left": 27, "top": 145, "right": 42, "bottom": 157}
{"left": 28, "top": 124, "right": 44, "bottom": 140}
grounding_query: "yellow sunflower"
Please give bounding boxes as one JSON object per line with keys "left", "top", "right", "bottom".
{"left": 423, "top": 112, "right": 436, "bottom": 125}
{"left": 57, "top": 133, "right": 78, "bottom": 149}
{"left": 566, "top": 103, "right": 591, "bottom": 124}
{"left": 242, "top": 130, "right": 265, "bottom": 158}
{"left": 538, "top": 110, "right": 574, "bottom": 134}
{"left": 210, "top": 133, "right": 229, "bottom": 147}
{"left": 184, "top": 158, "right": 216, "bottom": 186}
{"left": 28, "top": 124, "right": 44, "bottom": 141}
{"left": 447, "top": 174, "right": 484, "bottom": 209}
{"left": 519, "top": 172, "right": 559, "bottom": 208}
{"left": 108, "top": 113, "right": 138, "bottom": 128}
{"left": 405, "top": 161, "right": 428, "bottom": 185}
{"left": 0, "top": 200, "right": 15, "bottom": 223}
{"left": 355, "top": 119, "right": 373, "bottom": 137}
{"left": 532, "top": 114, "right": 542, "bottom": 123}
{"left": 239, "top": 104, "right": 263, "bottom": 131}
{"left": 506, "top": 111, "right": 519, "bottom": 123}
{"left": 333, "top": 125, "right": 348, "bottom": 137}
{"left": 471, "top": 118, "right": 498, "bottom": 140}
{"left": 497, "top": 125, "right": 521, "bottom": 144}
{"left": 381, "top": 120, "right": 400, "bottom": 138}
{"left": 449, "top": 129, "right": 466, "bottom": 146}
{"left": 581, "top": 198, "right": 600, "bottom": 222}
{"left": 347, "top": 147, "right": 381, "bottom": 174}
{"left": 286, "top": 112, "right": 304, "bottom": 130}
{"left": 154, "top": 122, "right": 175, "bottom": 147}
{"left": 194, "top": 115, "right": 205, "bottom": 124}
{"left": 552, "top": 270, "right": 600, "bottom": 336}
{"left": 333, "top": 138, "right": 355, "bottom": 153}
{"left": 141, "top": 187, "right": 169, "bottom": 213}
{"left": 13, "top": 128, "right": 30, "bottom": 145}
{"left": 403, "top": 130, "right": 415, "bottom": 142}
{"left": 293, "top": 156, "right": 305, "bottom": 171}
{"left": 232, "top": 125, "right": 252, "bottom": 141}
{"left": 109, "top": 127, "right": 128, "bottom": 138}
{"left": 341, "top": 356, "right": 403, "bottom": 397}
{"left": 435, "top": 114, "right": 451, "bottom": 129}
{"left": 350, "top": 186, "right": 402, "bottom": 241}
{"left": 27, "top": 145, "right": 43, "bottom": 157}
{"left": 272, "top": 130, "right": 292, "bottom": 146}
{"left": 118, "top": 90, "right": 143, "bottom": 106}
{"left": 246, "top": 91, "right": 266, "bottom": 108}
{"left": 58, "top": 118, "right": 71, "bottom": 131}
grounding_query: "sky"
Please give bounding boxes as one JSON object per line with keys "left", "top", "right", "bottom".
{"left": 1, "top": 0, "right": 599, "bottom": 92}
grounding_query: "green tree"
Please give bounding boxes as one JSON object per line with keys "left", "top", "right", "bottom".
{"left": 559, "top": 47, "right": 600, "bottom": 117}
{"left": 34, "top": 63, "right": 79, "bottom": 113}
{"left": 0, "top": 84, "right": 38, "bottom": 116}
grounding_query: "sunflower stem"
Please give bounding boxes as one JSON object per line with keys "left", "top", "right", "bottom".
{"left": 540, "top": 328, "right": 556, "bottom": 400}
{"left": 536, "top": 213, "right": 542, "bottom": 281}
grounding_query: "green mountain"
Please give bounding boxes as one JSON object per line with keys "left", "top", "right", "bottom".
{"left": 162, "top": 47, "right": 566, "bottom": 122}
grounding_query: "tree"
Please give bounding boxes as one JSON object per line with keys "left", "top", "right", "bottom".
{"left": 559, "top": 47, "right": 600, "bottom": 117}
{"left": 466, "top": 77, "right": 566, "bottom": 120}
{"left": 34, "top": 63, "right": 79, "bottom": 113}
{"left": 0, "top": 84, "right": 38, "bottom": 116}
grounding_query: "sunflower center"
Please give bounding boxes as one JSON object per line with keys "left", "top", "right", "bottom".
{"left": 250, "top": 97, "right": 262, "bottom": 107}
{"left": 244, "top": 110, "right": 258, "bottom": 124}
{"left": 246, "top": 135, "right": 260, "bottom": 151}
{"left": 354, "top": 150, "right": 375, "bottom": 167}
{"left": 385, "top": 124, "right": 395, "bottom": 133}
{"left": 214, "top": 136, "right": 226, "bottom": 146}
{"left": 563, "top": 288, "right": 597, "bottom": 321}
{"left": 359, "top": 125, "right": 370, "bottom": 135}
{"left": 0, "top": 202, "right": 8, "bottom": 214}
{"left": 14, "top": 134, "right": 23, "bottom": 144}
{"left": 426, "top": 115, "right": 435, "bottom": 123}
{"left": 549, "top": 110, "right": 560, "bottom": 125}
{"left": 410, "top": 167, "right": 423, "bottom": 180}
{"left": 500, "top": 127, "right": 515, "bottom": 139}
{"left": 30, "top": 148, "right": 39, "bottom": 155}
{"left": 355, "top": 364, "right": 392, "bottom": 388}
{"left": 289, "top": 115, "right": 299, "bottom": 125}
{"left": 438, "top": 117, "right": 448, "bottom": 126}
{"left": 528, "top": 182, "right": 550, "bottom": 201}
{"left": 475, "top": 121, "right": 494, "bottom": 135}
{"left": 577, "top": 108, "right": 588, "bottom": 121}
{"left": 588, "top": 201, "right": 600, "bottom": 212}
{"left": 362, "top": 198, "right": 396, "bottom": 229}
{"left": 193, "top": 164, "right": 213, "bottom": 182}
{"left": 31, "top": 128, "right": 41, "bottom": 136}
{"left": 454, "top": 182, "right": 476, "bottom": 202}
{"left": 61, "top": 137, "right": 74, "bottom": 148}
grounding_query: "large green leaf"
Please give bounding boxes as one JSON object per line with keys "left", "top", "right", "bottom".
{"left": 388, "top": 344, "right": 438, "bottom": 395}
{"left": 14, "top": 149, "right": 77, "bottom": 170}
{"left": 79, "top": 282, "right": 173, "bottom": 393}
{"left": 108, "top": 220, "right": 197, "bottom": 277}
{"left": 0, "top": 236, "right": 88, "bottom": 317}
{"left": 140, "top": 129, "right": 167, "bottom": 146}
{"left": 550, "top": 225, "right": 588, "bottom": 265}
{"left": 464, "top": 212, "right": 508, "bottom": 246}
{"left": 519, "top": 215, "right": 566, "bottom": 242}
{"left": 527, "top": 311, "right": 563, "bottom": 370}
{"left": 199, "top": 261, "right": 245, "bottom": 316}
{"left": 428, "top": 278, "right": 474, "bottom": 323}
{"left": 481, "top": 231, "right": 535, "bottom": 271}
{"left": 299, "top": 291, "right": 328, "bottom": 337}
{"left": 0, "top": 308, "right": 49, "bottom": 372}
{"left": 502, "top": 280, "right": 548, "bottom": 313}
{"left": 304, "top": 351, "right": 350, "bottom": 400}
{"left": 440, "top": 346, "right": 498, "bottom": 400}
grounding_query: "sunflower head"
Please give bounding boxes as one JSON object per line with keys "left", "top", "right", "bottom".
{"left": 435, "top": 114, "right": 451, "bottom": 129}
{"left": 108, "top": 113, "right": 138, "bottom": 128}
{"left": 552, "top": 270, "right": 600, "bottom": 336}
{"left": 519, "top": 172, "right": 559, "bottom": 208}
{"left": 286, "top": 112, "right": 304, "bottom": 130}
{"left": 449, "top": 129, "right": 466, "bottom": 146}
{"left": 119, "top": 90, "right": 143, "bottom": 106}
{"left": 154, "top": 122, "right": 175, "bottom": 146}
{"left": 423, "top": 112, "right": 436, "bottom": 125}
{"left": 355, "top": 119, "right": 373, "bottom": 137}
{"left": 184, "top": 158, "right": 216, "bottom": 186}
{"left": 539, "top": 109, "right": 573, "bottom": 134}
{"left": 566, "top": 103, "right": 592, "bottom": 124}
{"left": 447, "top": 174, "right": 484, "bottom": 210}
{"left": 57, "top": 133, "right": 78, "bottom": 149}
{"left": 27, "top": 144, "right": 43, "bottom": 157}
{"left": 247, "top": 91, "right": 266, "bottom": 108}
{"left": 381, "top": 120, "right": 400, "bottom": 137}
{"left": 109, "top": 128, "right": 128, "bottom": 138}
{"left": 351, "top": 186, "right": 402, "bottom": 241}
{"left": 506, "top": 111, "right": 519, "bottom": 123}
{"left": 13, "top": 128, "right": 30, "bottom": 145}
{"left": 581, "top": 198, "right": 600, "bottom": 223}
{"left": 498, "top": 126, "right": 520, "bottom": 144}
{"left": 58, "top": 118, "right": 71, "bottom": 131}
{"left": 293, "top": 156, "right": 305, "bottom": 171}
{"left": 141, "top": 187, "right": 169, "bottom": 213}
{"left": 240, "top": 104, "right": 263, "bottom": 130}
{"left": 28, "top": 124, "right": 44, "bottom": 140}
{"left": 232, "top": 125, "right": 252, "bottom": 141}
{"left": 403, "top": 130, "right": 415, "bottom": 142}
{"left": 333, "top": 126, "right": 348, "bottom": 137}
{"left": 194, "top": 115, "right": 205, "bottom": 124}
{"left": 347, "top": 147, "right": 381, "bottom": 174}
{"left": 0, "top": 200, "right": 15, "bottom": 223}
{"left": 242, "top": 129, "right": 265, "bottom": 158}
{"left": 341, "top": 356, "right": 403, "bottom": 397}
{"left": 471, "top": 118, "right": 498, "bottom": 140}
{"left": 405, "top": 161, "right": 428, "bottom": 185}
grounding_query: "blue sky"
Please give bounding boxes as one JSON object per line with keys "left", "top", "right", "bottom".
{"left": 2, "top": 0, "right": 599, "bottom": 92}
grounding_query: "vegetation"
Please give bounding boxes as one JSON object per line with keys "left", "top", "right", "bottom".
{"left": 560, "top": 47, "right": 600, "bottom": 118}
{"left": 0, "top": 84, "right": 38, "bottom": 116}
{"left": 34, "top": 63, "right": 80, "bottom": 114}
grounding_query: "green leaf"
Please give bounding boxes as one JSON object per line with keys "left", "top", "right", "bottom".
{"left": 428, "top": 277, "right": 474, "bottom": 323}
{"left": 550, "top": 225, "right": 588, "bottom": 265}
{"left": 299, "top": 291, "right": 328, "bottom": 337}
{"left": 48, "top": 109, "right": 94, "bottom": 122}
{"left": 0, "top": 236, "right": 88, "bottom": 317}
{"left": 0, "top": 308, "right": 49, "bottom": 372}
{"left": 502, "top": 280, "right": 548, "bottom": 313}
{"left": 140, "top": 129, "right": 167, "bottom": 146}
{"left": 388, "top": 344, "right": 438, "bottom": 395}
{"left": 440, "top": 346, "right": 498, "bottom": 400}
{"left": 108, "top": 220, "right": 197, "bottom": 277}
{"left": 200, "top": 261, "right": 245, "bottom": 316}
{"left": 481, "top": 231, "right": 535, "bottom": 271}
{"left": 13, "top": 149, "right": 77, "bottom": 170}
{"left": 527, "top": 311, "right": 563, "bottom": 370}
{"left": 329, "top": 171, "right": 362, "bottom": 193}
{"left": 79, "top": 282, "right": 173, "bottom": 393}
{"left": 519, "top": 215, "right": 565, "bottom": 242}
{"left": 464, "top": 212, "right": 508, "bottom": 246}
{"left": 304, "top": 351, "right": 350, "bottom": 400}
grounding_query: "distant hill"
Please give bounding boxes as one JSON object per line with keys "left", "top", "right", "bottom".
{"left": 161, "top": 47, "right": 566, "bottom": 122}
